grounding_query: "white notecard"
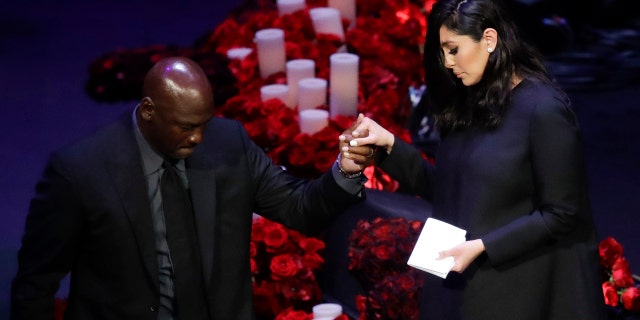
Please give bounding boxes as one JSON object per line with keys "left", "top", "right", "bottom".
{"left": 407, "top": 217, "right": 467, "bottom": 279}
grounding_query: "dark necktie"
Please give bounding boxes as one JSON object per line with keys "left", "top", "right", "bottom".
{"left": 161, "top": 160, "right": 209, "bottom": 319}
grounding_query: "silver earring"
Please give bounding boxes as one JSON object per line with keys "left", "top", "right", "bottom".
{"left": 487, "top": 47, "right": 494, "bottom": 53}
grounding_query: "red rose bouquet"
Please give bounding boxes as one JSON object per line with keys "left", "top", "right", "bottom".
{"left": 348, "top": 217, "right": 425, "bottom": 319}
{"left": 599, "top": 236, "right": 640, "bottom": 316}
{"left": 251, "top": 216, "right": 327, "bottom": 318}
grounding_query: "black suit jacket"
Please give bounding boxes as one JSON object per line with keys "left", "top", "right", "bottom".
{"left": 11, "top": 113, "right": 363, "bottom": 319}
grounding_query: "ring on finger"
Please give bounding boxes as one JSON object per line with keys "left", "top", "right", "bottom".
{"left": 367, "top": 148, "right": 374, "bottom": 158}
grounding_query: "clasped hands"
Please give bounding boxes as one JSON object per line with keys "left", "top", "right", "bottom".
{"left": 339, "top": 114, "right": 486, "bottom": 273}
{"left": 339, "top": 114, "right": 377, "bottom": 173}
{"left": 338, "top": 113, "right": 396, "bottom": 174}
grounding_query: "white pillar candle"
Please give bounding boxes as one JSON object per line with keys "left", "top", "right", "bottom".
{"left": 328, "top": 0, "right": 356, "bottom": 26}
{"left": 329, "top": 53, "right": 359, "bottom": 116}
{"left": 299, "top": 109, "right": 329, "bottom": 135}
{"left": 312, "top": 303, "right": 343, "bottom": 319}
{"left": 277, "top": 0, "right": 306, "bottom": 15}
{"left": 286, "top": 59, "right": 315, "bottom": 108}
{"left": 309, "top": 7, "right": 345, "bottom": 40}
{"left": 255, "top": 28, "right": 286, "bottom": 78}
{"left": 297, "top": 78, "right": 327, "bottom": 111}
{"left": 260, "top": 84, "right": 291, "bottom": 107}
{"left": 226, "top": 47, "right": 253, "bottom": 60}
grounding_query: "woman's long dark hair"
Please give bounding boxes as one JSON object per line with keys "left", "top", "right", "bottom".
{"left": 424, "top": 0, "right": 551, "bottom": 133}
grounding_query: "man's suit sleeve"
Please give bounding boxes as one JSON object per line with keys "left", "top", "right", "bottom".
{"left": 330, "top": 160, "right": 367, "bottom": 198}
{"left": 234, "top": 121, "right": 366, "bottom": 234}
{"left": 11, "top": 153, "right": 82, "bottom": 319}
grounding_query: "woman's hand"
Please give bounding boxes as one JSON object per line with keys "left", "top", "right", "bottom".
{"left": 438, "top": 239, "right": 486, "bottom": 273}
{"left": 343, "top": 113, "right": 395, "bottom": 154}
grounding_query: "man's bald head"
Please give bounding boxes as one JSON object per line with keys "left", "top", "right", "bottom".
{"left": 137, "top": 57, "right": 215, "bottom": 159}
{"left": 142, "top": 57, "right": 213, "bottom": 106}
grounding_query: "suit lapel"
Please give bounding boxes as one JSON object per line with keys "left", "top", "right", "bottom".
{"left": 107, "top": 117, "right": 159, "bottom": 291}
{"left": 186, "top": 156, "right": 217, "bottom": 289}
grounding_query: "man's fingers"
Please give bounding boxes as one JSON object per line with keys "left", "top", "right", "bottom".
{"left": 352, "top": 128, "right": 369, "bottom": 139}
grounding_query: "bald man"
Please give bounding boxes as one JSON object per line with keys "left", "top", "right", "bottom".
{"left": 11, "top": 57, "right": 373, "bottom": 320}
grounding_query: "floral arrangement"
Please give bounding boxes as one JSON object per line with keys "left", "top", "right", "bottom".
{"left": 250, "top": 216, "right": 328, "bottom": 318}
{"left": 599, "top": 236, "right": 640, "bottom": 316}
{"left": 348, "top": 217, "right": 425, "bottom": 319}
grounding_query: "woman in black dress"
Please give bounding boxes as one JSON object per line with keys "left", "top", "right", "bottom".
{"left": 341, "top": 0, "right": 607, "bottom": 318}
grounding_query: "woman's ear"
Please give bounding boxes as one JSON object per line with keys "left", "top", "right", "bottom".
{"left": 483, "top": 28, "right": 498, "bottom": 53}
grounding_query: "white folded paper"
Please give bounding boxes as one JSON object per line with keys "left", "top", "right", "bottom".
{"left": 407, "top": 217, "right": 467, "bottom": 279}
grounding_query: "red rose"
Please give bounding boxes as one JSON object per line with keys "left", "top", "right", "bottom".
{"left": 270, "top": 254, "right": 303, "bottom": 280}
{"left": 227, "top": 55, "right": 258, "bottom": 84}
{"left": 355, "top": 294, "right": 369, "bottom": 315}
{"left": 288, "top": 142, "right": 316, "bottom": 167}
{"left": 313, "top": 150, "right": 337, "bottom": 172}
{"left": 277, "top": 277, "right": 319, "bottom": 301}
{"left": 611, "top": 257, "right": 634, "bottom": 288}
{"left": 266, "top": 107, "right": 299, "bottom": 144}
{"left": 348, "top": 250, "right": 363, "bottom": 270}
{"left": 313, "top": 126, "right": 340, "bottom": 148}
{"left": 253, "top": 281, "right": 281, "bottom": 316}
{"left": 302, "top": 252, "right": 324, "bottom": 270}
{"left": 277, "top": 11, "right": 315, "bottom": 41}
{"left": 599, "top": 236, "right": 624, "bottom": 269}
{"left": 410, "top": 220, "right": 423, "bottom": 231}
{"left": 371, "top": 244, "right": 394, "bottom": 261}
{"left": 346, "top": 27, "right": 380, "bottom": 56}
{"left": 251, "top": 218, "right": 266, "bottom": 242}
{"left": 243, "top": 120, "right": 269, "bottom": 146}
{"left": 329, "top": 114, "right": 354, "bottom": 128}
{"left": 299, "top": 237, "right": 325, "bottom": 253}
{"left": 401, "top": 297, "right": 420, "bottom": 319}
{"left": 391, "top": 218, "right": 411, "bottom": 237}
{"left": 602, "top": 281, "right": 620, "bottom": 307}
{"left": 209, "top": 19, "right": 245, "bottom": 53}
{"left": 621, "top": 286, "right": 640, "bottom": 312}
{"left": 286, "top": 228, "right": 304, "bottom": 243}
{"left": 264, "top": 223, "right": 289, "bottom": 251}
{"left": 291, "top": 41, "right": 320, "bottom": 63}
{"left": 396, "top": 273, "right": 416, "bottom": 291}
{"left": 372, "top": 222, "right": 394, "bottom": 241}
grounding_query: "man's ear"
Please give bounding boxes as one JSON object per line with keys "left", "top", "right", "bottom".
{"left": 139, "top": 97, "right": 154, "bottom": 121}
{"left": 483, "top": 28, "right": 498, "bottom": 53}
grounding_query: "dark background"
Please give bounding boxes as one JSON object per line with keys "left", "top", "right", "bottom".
{"left": 1, "top": 0, "right": 638, "bottom": 317}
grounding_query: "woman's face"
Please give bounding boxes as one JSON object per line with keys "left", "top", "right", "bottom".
{"left": 439, "top": 25, "right": 491, "bottom": 86}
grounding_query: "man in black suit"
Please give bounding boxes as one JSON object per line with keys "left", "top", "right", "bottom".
{"left": 11, "top": 57, "right": 372, "bottom": 319}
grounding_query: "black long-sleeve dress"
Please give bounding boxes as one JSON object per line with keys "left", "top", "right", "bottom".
{"left": 377, "top": 78, "right": 607, "bottom": 320}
